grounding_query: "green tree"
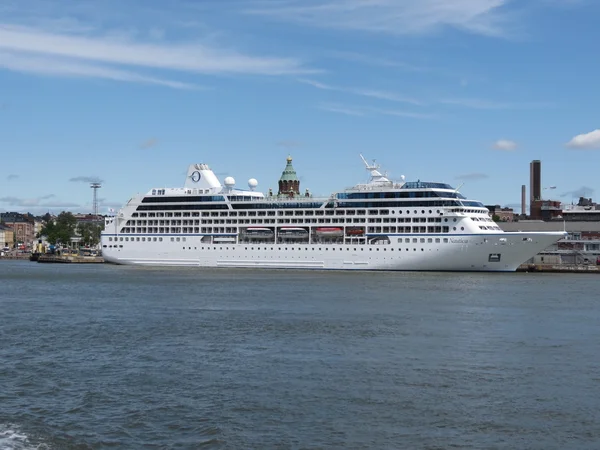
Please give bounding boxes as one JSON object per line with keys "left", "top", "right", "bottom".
{"left": 78, "top": 222, "right": 104, "bottom": 247}
{"left": 492, "top": 214, "right": 501, "bottom": 222}
{"left": 40, "top": 211, "right": 78, "bottom": 245}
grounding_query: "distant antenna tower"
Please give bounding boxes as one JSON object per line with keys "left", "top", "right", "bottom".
{"left": 90, "top": 183, "right": 102, "bottom": 218}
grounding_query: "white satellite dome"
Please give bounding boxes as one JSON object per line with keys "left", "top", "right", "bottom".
{"left": 224, "top": 176, "right": 235, "bottom": 187}
{"left": 248, "top": 178, "right": 258, "bottom": 190}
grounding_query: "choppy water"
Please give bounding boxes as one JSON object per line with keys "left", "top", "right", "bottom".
{"left": 1, "top": 260, "right": 599, "bottom": 449}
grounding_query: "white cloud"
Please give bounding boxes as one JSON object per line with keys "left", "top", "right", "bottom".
{"left": 566, "top": 129, "right": 600, "bottom": 149}
{"left": 298, "top": 78, "right": 423, "bottom": 105}
{"left": 245, "top": 0, "right": 510, "bottom": 37}
{"left": 0, "top": 22, "right": 312, "bottom": 88}
{"left": 492, "top": 139, "right": 517, "bottom": 151}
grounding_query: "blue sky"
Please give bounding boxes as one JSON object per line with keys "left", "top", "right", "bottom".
{"left": 1, "top": 0, "right": 600, "bottom": 215}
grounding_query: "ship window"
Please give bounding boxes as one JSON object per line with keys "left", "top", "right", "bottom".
{"left": 435, "top": 238, "right": 440, "bottom": 243}
{"left": 109, "top": 237, "right": 112, "bottom": 241}
{"left": 443, "top": 238, "right": 449, "bottom": 243}
{"left": 170, "top": 237, "right": 174, "bottom": 242}
{"left": 176, "top": 237, "right": 180, "bottom": 242}
{"left": 489, "top": 253, "right": 501, "bottom": 262}
{"left": 461, "top": 227, "right": 464, "bottom": 231}
{"left": 159, "top": 238, "right": 163, "bottom": 242}
{"left": 428, "top": 238, "right": 432, "bottom": 243}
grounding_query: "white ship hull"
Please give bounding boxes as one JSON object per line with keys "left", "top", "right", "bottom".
{"left": 101, "top": 232, "right": 564, "bottom": 272}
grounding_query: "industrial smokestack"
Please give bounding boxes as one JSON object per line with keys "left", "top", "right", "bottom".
{"left": 530, "top": 160, "right": 541, "bottom": 203}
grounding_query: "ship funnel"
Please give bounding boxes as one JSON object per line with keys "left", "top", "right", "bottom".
{"left": 184, "top": 163, "right": 222, "bottom": 191}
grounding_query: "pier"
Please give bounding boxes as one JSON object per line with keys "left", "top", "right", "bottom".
{"left": 37, "top": 254, "right": 104, "bottom": 264}
{"left": 517, "top": 263, "right": 600, "bottom": 273}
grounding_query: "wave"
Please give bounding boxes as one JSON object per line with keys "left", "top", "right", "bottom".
{"left": 0, "top": 424, "right": 50, "bottom": 450}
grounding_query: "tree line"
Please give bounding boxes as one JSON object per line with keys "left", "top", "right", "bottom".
{"left": 40, "top": 212, "right": 104, "bottom": 247}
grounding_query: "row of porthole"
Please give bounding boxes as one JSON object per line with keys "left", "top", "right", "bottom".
{"left": 109, "top": 236, "right": 193, "bottom": 242}
{"left": 103, "top": 243, "right": 435, "bottom": 254}
{"left": 180, "top": 246, "right": 436, "bottom": 252}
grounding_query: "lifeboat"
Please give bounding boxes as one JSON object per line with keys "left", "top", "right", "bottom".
{"left": 315, "top": 227, "right": 344, "bottom": 237}
{"left": 346, "top": 228, "right": 365, "bottom": 236}
{"left": 278, "top": 227, "right": 308, "bottom": 235}
{"left": 245, "top": 227, "right": 274, "bottom": 238}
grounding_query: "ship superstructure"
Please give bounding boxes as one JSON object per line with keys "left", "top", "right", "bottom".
{"left": 101, "top": 156, "right": 565, "bottom": 271}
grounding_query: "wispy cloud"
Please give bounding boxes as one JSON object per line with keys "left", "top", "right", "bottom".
{"left": 140, "top": 137, "right": 159, "bottom": 149}
{"left": 69, "top": 175, "right": 104, "bottom": 183}
{"left": 245, "top": 0, "right": 511, "bottom": 37}
{"left": 0, "top": 22, "right": 313, "bottom": 88}
{"left": 298, "top": 78, "right": 423, "bottom": 105}
{"left": 6, "top": 174, "right": 19, "bottom": 181}
{"left": 440, "top": 98, "right": 550, "bottom": 110}
{"left": 566, "top": 129, "right": 600, "bottom": 149}
{"left": 327, "top": 51, "right": 427, "bottom": 71}
{"left": 0, "top": 51, "right": 198, "bottom": 89}
{"left": 319, "top": 102, "right": 435, "bottom": 119}
{"left": 319, "top": 103, "right": 365, "bottom": 117}
{"left": 455, "top": 172, "right": 489, "bottom": 180}
{"left": 492, "top": 139, "right": 518, "bottom": 151}
{"left": 560, "top": 186, "right": 595, "bottom": 198}
{"left": 0, "top": 194, "right": 76, "bottom": 208}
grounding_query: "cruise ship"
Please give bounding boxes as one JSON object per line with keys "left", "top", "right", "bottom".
{"left": 101, "top": 155, "right": 566, "bottom": 271}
